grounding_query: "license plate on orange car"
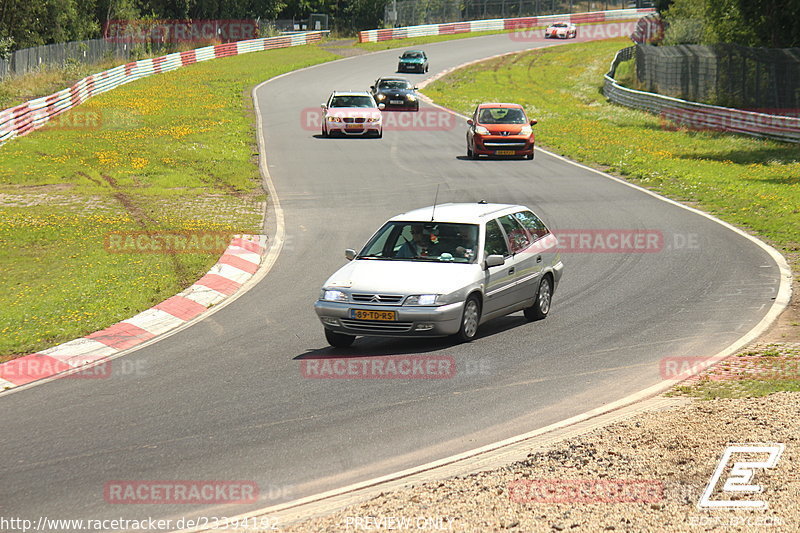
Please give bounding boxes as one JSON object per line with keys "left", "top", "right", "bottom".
{"left": 351, "top": 309, "right": 396, "bottom": 321}
{"left": 496, "top": 150, "right": 516, "bottom": 155}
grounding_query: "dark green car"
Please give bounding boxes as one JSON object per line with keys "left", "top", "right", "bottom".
{"left": 397, "top": 50, "right": 429, "bottom": 73}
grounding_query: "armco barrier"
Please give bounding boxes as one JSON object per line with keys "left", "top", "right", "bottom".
{"left": 0, "top": 32, "right": 325, "bottom": 147}
{"left": 358, "top": 8, "right": 654, "bottom": 43}
{"left": 603, "top": 47, "right": 800, "bottom": 143}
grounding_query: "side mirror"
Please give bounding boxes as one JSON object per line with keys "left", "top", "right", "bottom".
{"left": 370, "top": 86, "right": 375, "bottom": 91}
{"left": 484, "top": 255, "right": 505, "bottom": 268}
{"left": 345, "top": 249, "right": 356, "bottom": 261}
{"left": 413, "top": 86, "right": 418, "bottom": 90}
{"left": 320, "top": 103, "right": 326, "bottom": 109}
{"left": 530, "top": 119, "right": 538, "bottom": 125}
{"left": 378, "top": 103, "right": 386, "bottom": 110}
{"left": 466, "top": 119, "right": 474, "bottom": 126}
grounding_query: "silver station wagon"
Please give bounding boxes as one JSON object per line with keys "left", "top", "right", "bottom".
{"left": 314, "top": 202, "right": 564, "bottom": 347}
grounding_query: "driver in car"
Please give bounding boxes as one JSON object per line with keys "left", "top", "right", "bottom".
{"left": 396, "top": 224, "right": 432, "bottom": 258}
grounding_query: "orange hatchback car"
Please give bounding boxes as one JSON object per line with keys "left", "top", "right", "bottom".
{"left": 466, "top": 103, "right": 537, "bottom": 160}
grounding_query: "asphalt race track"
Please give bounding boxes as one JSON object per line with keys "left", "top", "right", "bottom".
{"left": 0, "top": 31, "right": 783, "bottom": 528}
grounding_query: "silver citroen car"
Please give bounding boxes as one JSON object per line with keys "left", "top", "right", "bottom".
{"left": 314, "top": 202, "right": 564, "bottom": 347}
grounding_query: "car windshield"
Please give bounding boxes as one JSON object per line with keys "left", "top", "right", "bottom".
{"left": 378, "top": 80, "right": 411, "bottom": 90}
{"left": 402, "top": 52, "right": 423, "bottom": 59}
{"left": 330, "top": 96, "right": 376, "bottom": 108}
{"left": 359, "top": 222, "right": 479, "bottom": 263}
{"left": 552, "top": 23, "right": 568, "bottom": 27}
{"left": 478, "top": 107, "right": 527, "bottom": 124}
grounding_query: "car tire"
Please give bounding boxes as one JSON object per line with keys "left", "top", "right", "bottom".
{"left": 467, "top": 146, "right": 475, "bottom": 159}
{"left": 325, "top": 329, "right": 355, "bottom": 348}
{"left": 526, "top": 152, "right": 534, "bottom": 160}
{"left": 524, "top": 276, "right": 552, "bottom": 321}
{"left": 322, "top": 125, "right": 328, "bottom": 137}
{"left": 376, "top": 128, "right": 383, "bottom": 139}
{"left": 454, "top": 295, "right": 481, "bottom": 342}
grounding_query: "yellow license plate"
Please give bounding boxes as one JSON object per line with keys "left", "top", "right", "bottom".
{"left": 496, "top": 150, "right": 516, "bottom": 155}
{"left": 351, "top": 309, "right": 396, "bottom": 321}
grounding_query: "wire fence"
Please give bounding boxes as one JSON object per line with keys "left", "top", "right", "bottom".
{"left": 385, "top": 0, "right": 639, "bottom": 26}
{"left": 0, "top": 21, "right": 288, "bottom": 80}
{"left": 0, "top": 38, "right": 169, "bottom": 80}
{"left": 635, "top": 44, "right": 800, "bottom": 110}
{"left": 604, "top": 46, "right": 800, "bottom": 143}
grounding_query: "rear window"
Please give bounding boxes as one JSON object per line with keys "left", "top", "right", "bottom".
{"left": 513, "top": 210, "right": 549, "bottom": 240}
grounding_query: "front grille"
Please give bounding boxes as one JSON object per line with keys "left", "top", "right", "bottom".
{"left": 343, "top": 117, "right": 366, "bottom": 124}
{"left": 340, "top": 319, "right": 413, "bottom": 332}
{"left": 484, "top": 141, "right": 528, "bottom": 149}
{"left": 351, "top": 293, "right": 404, "bottom": 304}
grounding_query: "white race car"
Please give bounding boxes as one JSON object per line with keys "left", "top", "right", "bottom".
{"left": 545, "top": 22, "right": 577, "bottom": 39}
{"left": 320, "top": 91, "right": 384, "bottom": 138}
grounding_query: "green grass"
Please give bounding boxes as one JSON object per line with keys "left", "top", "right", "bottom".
{"left": 672, "top": 345, "right": 800, "bottom": 399}
{"left": 612, "top": 58, "right": 638, "bottom": 89}
{"left": 424, "top": 38, "right": 800, "bottom": 263}
{"left": 0, "top": 45, "right": 339, "bottom": 360}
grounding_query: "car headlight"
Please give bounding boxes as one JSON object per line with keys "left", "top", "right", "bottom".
{"left": 405, "top": 294, "right": 439, "bottom": 306}
{"left": 520, "top": 125, "right": 533, "bottom": 135}
{"left": 321, "top": 289, "right": 348, "bottom": 302}
{"left": 367, "top": 117, "right": 381, "bottom": 123}
{"left": 474, "top": 125, "right": 490, "bottom": 135}
{"left": 376, "top": 94, "right": 386, "bottom": 100}
{"left": 326, "top": 116, "right": 342, "bottom": 122}
{"left": 406, "top": 94, "right": 417, "bottom": 101}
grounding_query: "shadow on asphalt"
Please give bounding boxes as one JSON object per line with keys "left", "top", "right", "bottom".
{"left": 455, "top": 155, "right": 533, "bottom": 162}
{"left": 312, "top": 134, "right": 382, "bottom": 140}
{"left": 294, "top": 312, "right": 541, "bottom": 359}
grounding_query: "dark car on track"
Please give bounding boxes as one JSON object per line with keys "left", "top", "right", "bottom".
{"left": 370, "top": 77, "right": 419, "bottom": 111}
{"left": 397, "top": 50, "right": 429, "bottom": 73}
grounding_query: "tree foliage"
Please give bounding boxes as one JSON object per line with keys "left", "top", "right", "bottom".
{"left": 662, "top": 0, "right": 800, "bottom": 48}
{"left": 0, "top": 0, "right": 391, "bottom": 51}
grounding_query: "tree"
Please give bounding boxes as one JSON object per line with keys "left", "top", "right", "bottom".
{"left": 662, "top": 0, "right": 800, "bottom": 47}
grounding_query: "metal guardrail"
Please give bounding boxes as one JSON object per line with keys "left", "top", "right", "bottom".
{"left": 0, "top": 32, "right": 326, "bottom": 148}
{"left": 604, "top": 46, "right": 800, "bottom": 143}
